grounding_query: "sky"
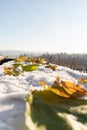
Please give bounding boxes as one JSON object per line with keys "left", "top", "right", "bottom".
{"left": 0, "top": 0, "right": 87, "bottom": 53}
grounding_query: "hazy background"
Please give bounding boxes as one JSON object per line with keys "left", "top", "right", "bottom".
{"left": 0, "top": 0, "right": 87, "bottom": 53}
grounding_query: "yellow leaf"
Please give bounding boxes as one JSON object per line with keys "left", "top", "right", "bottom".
{"left": 45, "top": 64, "right": 58, "bottom": 71}
{"left": 25, "top": 89, "right": 87, "bottom": 130}
{"left": 14, "top": 55, "right": 27, "bottom": 62}
{"left": 40, "top": 77, "right": 87, "bottom": 99}
{"left": 4, "top": 66, "right": 22, "bottom": 76}
{"left": 4, "top": 67, "right": 13, "bottom": 76}
{"left": 26, "top": 57, "right": 46, "bottom": 64}
{"left": 78, "top": 78, "right": 87, "bottom": 83}
{"left": 60, "top": 80, "right": 87, "bottom": 98}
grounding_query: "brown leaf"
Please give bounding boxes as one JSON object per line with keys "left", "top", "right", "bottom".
{"left": 45, "top": 64, "right": 58, "bottom": 71}
{"left": 4, "top": 66, "right": 22, "bottom": 76}
{"left": 40, "top": 77, "right": 87, "bottom": 99}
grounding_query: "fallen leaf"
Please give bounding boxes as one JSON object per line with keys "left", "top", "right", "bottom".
{"left": 26, "top": 57, "right": 46, "bottom": 64}
{"left": 4, "top": 66, "right": 22, "bottom": 76}
{"left": 45, "top": 64, "right": 58, "bottom": 71}
{"left": 14, "top": 55, "right": 27, "bottom": 62}
{"left": 25, "top": 90, "right": 87, "bottom": 130}
{"left": 22, "top": 64, "right": 38, "bottom": 72}
{"left": 78, "top": 78, "right": 87, "bottom": 83}
{"left": 40, "top": 77, "right": 87, "bottom": 98}
{"left": 13, "top": 63, "right": 23, "bottom": 68}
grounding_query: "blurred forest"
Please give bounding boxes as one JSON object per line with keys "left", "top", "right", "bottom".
{"left": 41, "top": 53, "right": 87, "bottom": 72}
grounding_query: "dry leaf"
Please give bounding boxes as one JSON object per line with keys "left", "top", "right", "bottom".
{"left": 26, "top": 57, "right": 46, "bottom": 64}
{"left": 78, "top": 78, "right": 87, "bottom": 83}
{"left": 14, "top": 55, "right": 27, "bottom": 62}
{"left": 45, "top": 64, "right": 58, "bottom": 71}
{"left": 4, "top": 66, "right": 22, "bottom": 76}
{"left": 40, "top": 77, "right": 87, "bottom": 98}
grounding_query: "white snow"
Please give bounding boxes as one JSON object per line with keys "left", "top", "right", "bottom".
{"left": 0, "top": 61, "right": 87, "bottom": 130}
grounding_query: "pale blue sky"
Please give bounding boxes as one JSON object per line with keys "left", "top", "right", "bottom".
{"left": 0, "top": 0, "right": 87, "bottom": 53}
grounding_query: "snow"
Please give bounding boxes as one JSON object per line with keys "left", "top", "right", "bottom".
{"left": 0, "top": 61, "right": 87, "bottom": 130}
{"left": 58, "top": 113, "right": 87, "bottom": 130}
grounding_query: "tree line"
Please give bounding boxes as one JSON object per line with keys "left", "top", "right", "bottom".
{"left": 41, "top": 53, "right": 87, "bottom": 72}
